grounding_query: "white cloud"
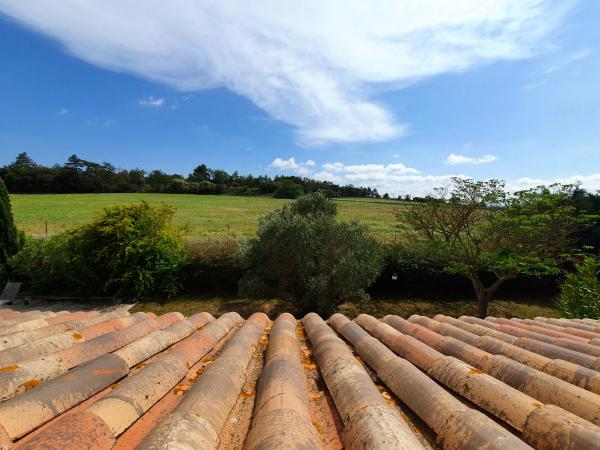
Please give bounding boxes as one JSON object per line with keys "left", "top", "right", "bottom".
{"left": 446, "top": 153, "right": 497, "bottom": 165}
{"left": 322, "top": 162, "right": 345, "bottom": 173}
{"left": 314, "top": 161, "right": 454, "bottom": 196}
{"left": 314, "top": 171, "right": 342, "bottom": 183}
{"left": 270, "top": 157, "right": 315, "bottom": 176}
{"left": 58, "top": 107, "right": 68, "bottom": 115}
{"left": 138, "top": 96, "right": 165, "bottom": 107}
{"left": 0, "top": 0, "right": 573, "bottom": 145}
{"left": 313, "top": 169, "right": 462, "bottom": 197}
{"left": 509, "top": 174, "right": 600, "bottom": 192}
{"left": 272, "top": 156, "right": 600, "bottom": 197}
{"left": 270, "top": 157, "right": 300, "bottom": 170}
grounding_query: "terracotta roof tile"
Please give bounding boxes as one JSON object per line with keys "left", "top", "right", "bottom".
{"left": 2, "top": 307, "right": 600, "bottom": 449}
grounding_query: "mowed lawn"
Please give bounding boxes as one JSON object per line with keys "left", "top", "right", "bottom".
{"left": 10, "top": 193, "right": 401, "bottom": 241}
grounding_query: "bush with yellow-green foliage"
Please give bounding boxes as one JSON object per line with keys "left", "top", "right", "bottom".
{"left": 11, "top": 203, "right": 187, "bottom": 298}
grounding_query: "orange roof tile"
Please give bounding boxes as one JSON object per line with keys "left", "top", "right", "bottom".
{"left": 2, "top": 306, "right": 600, "bottom": 449}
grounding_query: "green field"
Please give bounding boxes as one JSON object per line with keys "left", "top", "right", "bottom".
{"left": 10, "top": 193, "right": 401, "bottom": 241}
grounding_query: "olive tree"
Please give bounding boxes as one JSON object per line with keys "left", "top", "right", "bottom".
{"left": 237, "top": 193, "right": 382, "bottom": 315}
{"left": 398, "top": 178, "right": 582, "bottom": 318}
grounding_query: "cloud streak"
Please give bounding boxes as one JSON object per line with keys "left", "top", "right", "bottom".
{"left": 446, "top": 153, "right": 498, "bottom": 165}
{"left": 0, "top": 0, "right": 573, "bottom": 145}
{"left": 138, "top": 96, "right": 165, "bottom": 107}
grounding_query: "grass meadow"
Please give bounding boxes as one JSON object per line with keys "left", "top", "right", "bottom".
{"left": 10, "top": 193, "right": 401, "bottom": 241}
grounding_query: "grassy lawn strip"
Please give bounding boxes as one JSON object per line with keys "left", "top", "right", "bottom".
{"left": 10, "top": 193, "right": 401, "bottom": 241}
{"left": 131, "top": 295, "right": 560, "bottom": 319}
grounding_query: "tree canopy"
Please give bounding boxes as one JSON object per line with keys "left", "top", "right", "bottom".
{"left": 0, "top": 153, "right": 380, "bottom": 199}
{"left": 398, "top": 178, "right": 586, "bottom": 317}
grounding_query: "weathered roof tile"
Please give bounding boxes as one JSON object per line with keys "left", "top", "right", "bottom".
{"left": 2, "top": 306, "right": 600, "bottom": 449}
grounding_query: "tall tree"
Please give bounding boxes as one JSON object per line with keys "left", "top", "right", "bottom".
{"left": 188, "top": 164, "right": 212, "bottom": 182}
{"left": 398, "top": 178, "right": 583, "bottom": 318}
{"left": 9, "top": 152, "right": 36, "bottom": 169}
{"left": 0, "top": 177, "right": 19, "bottom": 265}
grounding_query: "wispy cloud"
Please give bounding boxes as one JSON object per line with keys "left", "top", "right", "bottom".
{"left": 0, "top": 1, "right": 573, "bottom": 145}
{"left": 543, "top": 48, "right": 591, "bottom": 74}
{"left": 446, "top": 153, "right": 497, "bottom": 165}
{"left": 58, "top": 107, "right": 68, "bottom": 115}
{"left": 138, "top": 96, "right": 165, "bottom": 107}
{"left": 85, "top": 118, "right": 117, "bottom": 127}
{"left": 170, "top": 94, "right": 193, "bottom": 110}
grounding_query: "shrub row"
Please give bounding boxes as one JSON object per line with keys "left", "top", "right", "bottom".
{"left": 5, "top": 195, "right": 592, "bottom": 317}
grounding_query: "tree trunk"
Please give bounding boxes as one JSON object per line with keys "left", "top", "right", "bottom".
{"left": 477, "top": 289, "right": 492, "bottom": 319}
{"left": 469, "top": 272, "right": 513, "bottom": 319}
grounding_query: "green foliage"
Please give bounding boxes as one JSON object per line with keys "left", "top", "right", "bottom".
{"left": 71, "top": 203, "right": 187, "bottom": 298}
{"left": 290, "top": 191, "right": 337, "bottom": 217}
{"left": 10, "top": 203, "right": 187, "bottom": 298}
{"left": 10, "top": 234, "right": 80, "bottom": 294}
{"left": 0, "top": 177, "right": 20, "bottom": 265}
{"left": 273, "top": 180, "right": 305, "bottom": 199}
{"left": 398, "top": 178, "right": 584, "bottom": 317}
{"left": 237, "top": 193, "right": 382, "bottom": 315}
{"left": 555, "top": 256, "right": 600, "bottom": 319}
{"left": 0, "top": 264, "right": 7, "bottom": 288}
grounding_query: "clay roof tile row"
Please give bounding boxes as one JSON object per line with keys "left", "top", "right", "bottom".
{"left": 1, "top": 307, "right": 600, "bottom": 449}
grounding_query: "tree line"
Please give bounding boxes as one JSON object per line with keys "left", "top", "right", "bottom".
{"left": 0, "top": 152, "right": 380, "bottom": 199}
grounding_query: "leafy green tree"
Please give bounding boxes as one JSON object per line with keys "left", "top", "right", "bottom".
{"left": 0, "top": 177, "right": 19, "bottom": 265}
{"left": 555, "top": 256, "right": 600, "bottom": 319}
{"left": 188, "top": 164, "right": 213, "bottom": 182}
{"left": 399, "top": 178, "right": 583, "bottom": 318}
{"left": 128, "top": 169, "right": 147, "bottom": 187}
{"left": 238, "top": 193, "right": 382, "bottom": 315}
{"left": 273, "top": 179, "right": 304, "bottom": 199}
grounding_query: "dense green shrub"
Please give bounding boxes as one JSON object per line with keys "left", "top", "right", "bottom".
{"left": 0, "top": 177, "right": 20, "bottom": 265}
{"left": 273, "top": 180, "right": 304, "bottom": 199}
{"left": 11, "top": 203, "right": 187, "bottom": 298}
{"left": 10, "top": 233, "right": 79, "bottom": 294}
{"left": 555, "top": 256, "right": 600, "bottom": 319}
{"left": 237, "top": 193, "right": 382, "bottom": 315}
{"left": 71, "top": 203, "right": 187, "bottom": 298}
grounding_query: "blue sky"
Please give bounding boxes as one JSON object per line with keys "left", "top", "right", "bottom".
{"left": 0, "top": 0, "right": 599, "bottom": 196}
